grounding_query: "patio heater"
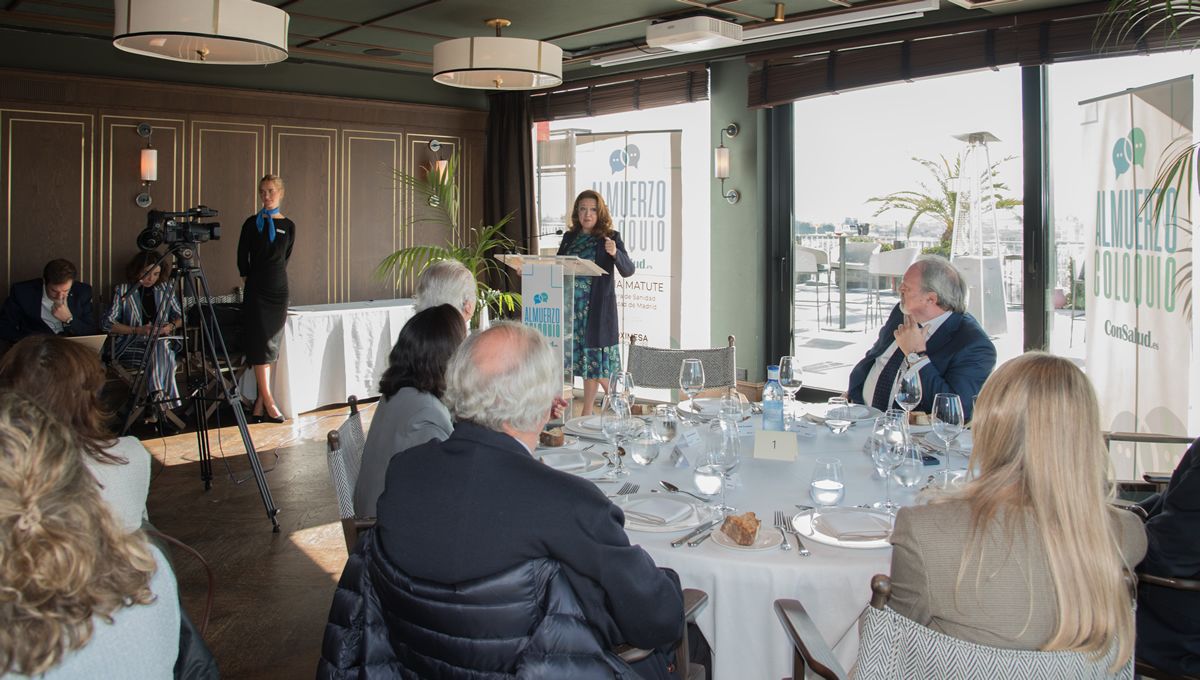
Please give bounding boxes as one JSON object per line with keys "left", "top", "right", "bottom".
{"left": 950, "top": 131, "right": 1008, "bottom": 336}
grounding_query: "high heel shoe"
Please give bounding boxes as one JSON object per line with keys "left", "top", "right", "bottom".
{"left": 261, "top": 410, "right": 287, "bottom": 424}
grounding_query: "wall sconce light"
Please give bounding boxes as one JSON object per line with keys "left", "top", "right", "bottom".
{"left": 135, "top": 122, "right": 157, "bottom": 208}
{"left": 427, "top": 139, "right": 448, "bottom": 207}
{"left": 714, "top": 122, "right": 740, "bottom": 205}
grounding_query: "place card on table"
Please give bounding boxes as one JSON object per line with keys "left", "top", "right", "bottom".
{"left": 753, "top": 430, "right": 799, "bottom": 461}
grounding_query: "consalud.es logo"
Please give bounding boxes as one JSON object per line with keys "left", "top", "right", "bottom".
{"left": 1111, "top": 128, "right": 1146, "bottom": 179}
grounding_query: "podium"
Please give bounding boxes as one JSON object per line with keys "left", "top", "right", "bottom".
{"left": 498, "top": 254, "right": 605, "bottom": 420}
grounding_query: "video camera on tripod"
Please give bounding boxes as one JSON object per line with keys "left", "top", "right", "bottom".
{"left": 137, "top": 206, "right": 221, "bottom": 251}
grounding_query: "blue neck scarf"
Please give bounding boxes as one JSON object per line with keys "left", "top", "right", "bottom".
{"left": 256, "top": 207, "right": 281, "bottom": 243}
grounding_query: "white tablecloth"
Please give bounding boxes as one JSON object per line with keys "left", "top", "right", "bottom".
{"left": 241, "top": 299, "right": 416, "bottom": 418}
{"left": 602, "top": 416, "right": 921, "bottom": 680}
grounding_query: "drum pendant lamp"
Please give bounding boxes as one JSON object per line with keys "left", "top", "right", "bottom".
{"left": 113, "top": 0, "right": 289, "bottom": 65}
{"left": 433, "top": 19, "right": 562, "bottom": 90}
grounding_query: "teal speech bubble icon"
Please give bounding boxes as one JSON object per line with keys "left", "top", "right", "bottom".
{"left": 609, "top": 149, "right": 626, "bottom": 174}
{"left": 1113, "top": 138, "right": 1131, "bottom": 179}
{"left": 1128, "top": 128, "right": 1146, "bottom": 167}
{"left": 625, "top": 144, "right": 641, "bottom": 168}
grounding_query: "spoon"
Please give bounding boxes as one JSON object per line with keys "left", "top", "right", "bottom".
{"left": 659, "top": 480, "right": 712, "bottom": 503}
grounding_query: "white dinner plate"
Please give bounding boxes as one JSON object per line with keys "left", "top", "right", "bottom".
{"left": 710, "top": 524, "right": 784, "bottom": 551}
{"left": 565, "top": 415, "right": 645, "bottom": 435}
{"left": 803, "top": 403, "right": 882, "bottom": 426}
{"left": 613, "top": 493, "right": 716, "bottom": 533}
{"left": 792, "top": 507, "right": 894, "bottom": 549}
{"left": 535, "top": 449, "right": 607, "bottom": 475}
{"left": 536, "top": 434, "right": 579, "bottom": 449}
{"left": 676, "top": 398, "right": 752, "bottom": 421}
{"left": 921, "top": 430, "right": 973, "bottom": 452}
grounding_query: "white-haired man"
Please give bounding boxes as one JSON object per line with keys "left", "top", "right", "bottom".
{"left": 373, "top": 322, "right": 685, "bottom": 678}
{"left": 415, "top": 259, "right": 476, "bottom": 323}
{"left": 847, "top": 254, "right": 996, "bottom": 421}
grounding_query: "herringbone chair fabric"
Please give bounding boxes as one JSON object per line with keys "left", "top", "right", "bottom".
{"left": 326, "top": 401, "right": 365, "bottom": 521}
{"left": 854, "top": 605, "right": 1133, "bottom": 679}
{"left": 627, "top": 336, "right": 736, "bottom": 391}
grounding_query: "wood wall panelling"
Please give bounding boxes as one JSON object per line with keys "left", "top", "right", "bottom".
{"left": 342, "top": 129, "right": 402, "bottom": 302}
{"left": 100, "top": 115, "right": 185, "bottom": 299}
{"left": 0, "top": 109, "right": 94, "bottom": 293}
{"left": 272, "top": 125, "right": 337, "bottom": 305}
{"left": 190, "top": 120, "right": 266, "bottom": 298}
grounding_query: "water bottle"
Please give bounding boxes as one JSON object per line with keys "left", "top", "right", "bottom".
{"left": 763, "top": 365, "right": 785, "bottom": 431}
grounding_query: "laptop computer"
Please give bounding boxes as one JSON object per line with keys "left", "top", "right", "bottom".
{"left": 64, "top": 334, "right": 107, "bottom": 356}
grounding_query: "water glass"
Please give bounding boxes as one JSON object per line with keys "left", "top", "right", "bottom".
{"left": 629, "top": 428, "right": 660, "bottom": 466}
{"left": 810, "top": 457, "right": 845, "bottom": 506}
{"left": 679, "top": 359, "right": 705, "bottom": 411}
{"left": 892, "top": 444, "right": 925, "bottom": 490}
{"left": 651, "top": 404, "right": 678, "bottom": 443}
{"left": 696, "top": 420, "right": 737, "bottom": 514}
{"left": 825, "top": 397, "right": 852, "bottom": 434}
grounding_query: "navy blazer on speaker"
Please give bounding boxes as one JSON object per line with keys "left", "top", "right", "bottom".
{"left": 0, "top": 278, "right": 97, "bottom": 342}
{"left": 847, "top": 304, "right": 995, "bottom": 421}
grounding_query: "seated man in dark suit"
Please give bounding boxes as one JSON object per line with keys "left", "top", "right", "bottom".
{"left": 0, "top": 258, "right": 97, "bottom": 343}
{"left": 1137, "top": 439, "right": 1200, "bottom": 675}
{"left": 323, "top": 322, "right": 685, "bottom": 679}
{"left": 847, "top": 255, "right": 995, "bottom": 421}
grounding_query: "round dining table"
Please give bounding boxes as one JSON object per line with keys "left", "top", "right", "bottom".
{"left": 558, "top": 408, "right": 938, "bottom": 680}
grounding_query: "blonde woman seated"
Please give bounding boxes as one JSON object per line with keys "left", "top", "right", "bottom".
{"left": 0, "top": 335, "right": 151, "bottom": 533}
{"left": 889, "top": 352, "right": 1146, "bottom": 662}
{"left": 0, "top": 391, "right": 180, "bottom": 679}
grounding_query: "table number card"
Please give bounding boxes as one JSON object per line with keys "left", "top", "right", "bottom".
{"left": 754, "top": 430, "right": 799, "bottom": 461}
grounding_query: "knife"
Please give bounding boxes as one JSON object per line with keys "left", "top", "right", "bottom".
{"left": 671, "top": 519, "right": 721, "bottom": 548}
{"left": 687, "top": 529, "right": 716, "bottom": 547}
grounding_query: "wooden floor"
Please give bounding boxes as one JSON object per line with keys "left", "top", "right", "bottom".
{"left": 144, "top": 402, "right": 372, "bottom": 679}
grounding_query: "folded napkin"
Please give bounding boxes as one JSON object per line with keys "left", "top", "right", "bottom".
{"left": 813, "top": 510, "right": 893, "bottom": 540}
{"left": 540, "top": 451, "right": 589, "bottom": 472}
{"left": 623, "top": 498, "right": 693, "bottom": 525}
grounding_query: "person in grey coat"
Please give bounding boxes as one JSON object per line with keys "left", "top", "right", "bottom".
{"left": 354, "top": 304, "right": 467, "bottom": 517}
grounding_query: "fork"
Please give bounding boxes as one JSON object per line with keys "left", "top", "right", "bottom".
{"left": 785, "top": 507, "right": 812, "bottom": 556}
{"left": 616, "top": 482, "right": 639, "bottom": 496}
{"left": 773, "top": 511, "right": 793, "bottom": 552}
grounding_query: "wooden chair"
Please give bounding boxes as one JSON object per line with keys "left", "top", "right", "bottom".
{"left": 775, "top": 574, "right": 1133, "bottom": 680}
{"left": 627, "top": 335, "right": 736, "bottom": 399}
{"left": 324, "top": 396, "right": 374, "bottom": 551}
{"left": 1105, "top": 431, "right": 1192, "bottom": 500}
{"left": 616, "top": 588, "right": 709, "bottom": 680}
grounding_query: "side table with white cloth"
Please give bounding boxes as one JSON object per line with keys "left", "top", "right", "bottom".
{"left": 537, "top": 407, "right": 958, "bottom": 680}
{"left": 240, "top": 299, "right": 416, "bottom": 419}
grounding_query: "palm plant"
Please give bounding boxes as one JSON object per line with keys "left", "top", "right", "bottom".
{"left": 867, "top": 155, "right": 1021, "bottom": 244}
{"left": 376, "top": 150, "right": 521, "bottom": 323}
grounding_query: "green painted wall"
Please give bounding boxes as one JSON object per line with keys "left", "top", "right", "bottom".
{"left": 0, "top": 28, "right": 487, "bottom": 110}
{"left": 709, "top": 60, "right": 766, "bottom": 382}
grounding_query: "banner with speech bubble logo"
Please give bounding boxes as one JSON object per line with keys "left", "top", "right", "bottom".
{"left": 1082, "top": 76, "right": 1193, "bottom": 478}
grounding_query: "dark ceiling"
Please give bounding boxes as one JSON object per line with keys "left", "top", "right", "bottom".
{"left": 0, "top": 0, "right": 1091, "bottom": 105}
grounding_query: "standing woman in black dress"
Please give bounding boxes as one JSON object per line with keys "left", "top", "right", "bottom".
{"left": 238, "top": 174, "right": 295, "bottom": 423}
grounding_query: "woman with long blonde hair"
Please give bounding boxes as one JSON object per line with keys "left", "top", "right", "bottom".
{"left": 0, "top": 391, "right": 179, "bottom": 678}
{"left": 889, "top": 352, "right": 1145, "bottom": 666}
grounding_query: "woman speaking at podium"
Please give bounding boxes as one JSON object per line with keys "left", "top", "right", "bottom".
{"left": 557, "top": 190, "right": 635, "bottom": 415}
{"left": 237, "top": 174, "right": 295, "bottom": 424}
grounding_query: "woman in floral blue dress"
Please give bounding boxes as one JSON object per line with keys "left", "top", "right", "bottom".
{"left": 557, "top": 190, "right": 636, "bottom": 415}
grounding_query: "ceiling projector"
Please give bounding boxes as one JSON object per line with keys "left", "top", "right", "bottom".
{"left": 646, "top": 16, "right": 743, "bottom": 52}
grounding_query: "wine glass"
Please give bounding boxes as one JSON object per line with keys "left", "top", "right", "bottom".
{"left": 931, "top": 393, "right": 965, "bottom": 484}
{"left": 601, "top": 395, "right": 633, "bottom": 478}
{"left": 610, "top": 370, "right": 635, "bottom": 407}
{"left": 870, "top": 418, "right": 906, "bottom": 512}
{"left": 778, "top": 356, "right": 804, "bottom": 430}
{"left": 824, "top": 397, "right": 852, "bottom": 434}
{"left": 694, "top": 421, "right": 738, "bottom": 515}
{"left": 809, "top": 457, "right": 844, "bottom": 507}
{"left": 890, "top": 443, "right": 926, "bottom": 497}
{"left": 679, "top": 359, "right": 705, "bottom": 412}
{"left": 894, "top": 370, "right": 923, "bottom": 440}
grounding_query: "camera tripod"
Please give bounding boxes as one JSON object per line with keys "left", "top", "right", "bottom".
{"left": 121, "top": 242, "right": 279, "bottom": 531}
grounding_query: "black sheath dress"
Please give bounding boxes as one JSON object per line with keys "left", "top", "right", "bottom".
{"left": 237, "top": 215, "right": 295, "bottom": 364}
